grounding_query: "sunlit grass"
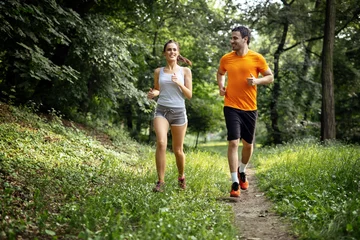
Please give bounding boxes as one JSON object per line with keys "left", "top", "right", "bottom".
{"left": 0, "top": 104, "right": 238, "bottom": 239}
{"left": 253, "top": 139, "right": 360, "bottom": 239}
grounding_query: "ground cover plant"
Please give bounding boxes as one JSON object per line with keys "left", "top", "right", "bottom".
{"left": 0, "top": 103, "right": 238, "bottom": 239}
{"left": 254, "top": 140, "right": 360, "bottom": 240}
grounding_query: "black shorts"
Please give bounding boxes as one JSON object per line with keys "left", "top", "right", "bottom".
{"left": 223, "top": 106, "right": 257, "bottom": 143}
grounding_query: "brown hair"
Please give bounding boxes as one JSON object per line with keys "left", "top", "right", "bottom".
{"left": 163, "top": 40, "right": 192, "bottom": 66}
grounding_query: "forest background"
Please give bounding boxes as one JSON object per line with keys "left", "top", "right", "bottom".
{"left": 1, "top": 0, "right": 360, "bottom": 146}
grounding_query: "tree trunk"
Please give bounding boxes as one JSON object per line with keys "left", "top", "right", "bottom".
{"left": 195, "top": 131, "right": 200, "bottom": 148}
{"left": 270, "top": 22, "right": 289, "bottom": 144}
{"left": 321, "top": 0, "right": 336, "bottom": 141}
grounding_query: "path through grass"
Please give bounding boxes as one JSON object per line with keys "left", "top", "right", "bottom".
{"left": 253, "top": 140, "right": 360, "bottom": 239}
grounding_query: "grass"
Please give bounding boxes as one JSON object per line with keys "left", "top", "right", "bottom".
{"left": 0, "top": 103, "right": 238, "bottom": 239}
{"left": 195, "top": 137, "right": 360, "bottom": 239}
{"left": 253, "top": 139, "right": 360, "bottom": 240}
{"left": 1, "top": 102, "right": 360, "bottom": 239}
{"left": 197, "top": 141, "right": 228, "bottom": 157}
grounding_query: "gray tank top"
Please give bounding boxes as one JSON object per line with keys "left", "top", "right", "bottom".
{"left": 157, "top": 67, "right": 185, "bottom": 108}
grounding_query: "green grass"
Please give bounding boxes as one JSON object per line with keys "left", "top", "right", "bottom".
{"left": 2, "top": 103, "right": 360, "bottom": 239}
{"left": 253, "top": 139, "right": 360, "bottom": 240}
{"left": 0, "top": 104, "right": 238, "bottom": 239}
{"left": 197, "top": 141, "right": 228, "bottom": 157}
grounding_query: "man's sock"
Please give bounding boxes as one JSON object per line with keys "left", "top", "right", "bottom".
{"left": 239, "top": 162, "right": 247, "bottom": 173}
{"left": 231, "top": 172, "right": 239, "bottom": 183}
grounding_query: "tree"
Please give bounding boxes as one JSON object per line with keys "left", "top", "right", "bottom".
{"left": 320, "top": 0, "right": 336, "bottom": 141}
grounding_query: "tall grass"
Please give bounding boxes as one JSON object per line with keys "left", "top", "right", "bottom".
{"left": 0, "top": 104, "right": 238, "bottom": 239}
{"left": 254, "top": 139, "right": 360, "bottom": 239}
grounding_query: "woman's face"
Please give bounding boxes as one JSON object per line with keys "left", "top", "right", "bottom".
{"left": 164, "top": 43, "right": 179, "bottom": 62}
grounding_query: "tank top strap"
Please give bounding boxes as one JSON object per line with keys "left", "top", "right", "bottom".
{"left": 179, "top": 67, "right": 184, "bottom": 77}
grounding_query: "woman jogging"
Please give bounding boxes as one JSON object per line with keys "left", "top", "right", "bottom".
{"left": 147, "top": 40, "right": 193, "bottom": 192}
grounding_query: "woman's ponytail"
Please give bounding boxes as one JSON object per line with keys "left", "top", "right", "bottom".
{"left": 177, "top": 55, "right": 192, "bottom": 66}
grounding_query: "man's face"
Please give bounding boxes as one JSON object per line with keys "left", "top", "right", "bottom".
{"left": 230, "top": 31, "right": 247, "bottom": 51}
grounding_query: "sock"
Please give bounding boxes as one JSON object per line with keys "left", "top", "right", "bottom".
{"left": 239, "top": 162, "right": 247, "bottom": 173}
{"left": 231, "top": 172, "right": 239, "bottom": 183}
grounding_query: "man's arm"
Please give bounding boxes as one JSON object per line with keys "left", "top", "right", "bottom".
{"left": 217, "top": 68, "right": 226, "bottom": 96}
{"left": 247, "top": 69, "right": 274, "bottom": 86}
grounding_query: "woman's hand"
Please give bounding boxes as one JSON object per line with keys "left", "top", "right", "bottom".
{"left": 147, "top": 88, "right": 155, "bottom": 99}
{"left": 171, "top": 73, "right": 183, "bottom": 87}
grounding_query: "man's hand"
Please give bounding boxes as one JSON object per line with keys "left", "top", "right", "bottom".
{"left": 219, "top": 86, "right": 226, "bottom": 96}
{"left": 247, "top": 73, "right": 257, "bottom": 86}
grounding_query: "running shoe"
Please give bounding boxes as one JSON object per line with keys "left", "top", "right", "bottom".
{"left": 230, "top": 182, "right": 240, "bottom": 197}
{"left": 153, "top": 181, "right": 165, "bottom": 192}
{"left": 238, "top": 169, "right": 249, "bottom": 190}
{"left": 178, "top": 176, "right": 186, "bottom": 190}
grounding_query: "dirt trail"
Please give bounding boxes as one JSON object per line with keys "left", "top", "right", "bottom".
{"left": 223, "top": 166, "right": 298, "bottom": 240}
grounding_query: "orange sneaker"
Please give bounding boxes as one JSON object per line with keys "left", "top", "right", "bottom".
{"left": 238, "top": 169, "right": 249, "bottom": 190}
{"left": 230, "top": 182, "right": 240, "bottom": 197}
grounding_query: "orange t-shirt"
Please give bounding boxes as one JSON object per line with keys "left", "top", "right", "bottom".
{"left": 219, "top": 50, "right": 269, "bottom": 111}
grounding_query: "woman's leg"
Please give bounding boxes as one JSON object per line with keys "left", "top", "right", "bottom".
{"left": 170, "top": 123, "right": 187, "bottom": 178}
{"left": 153, "top": 117, "right": 169, "bottom": 182}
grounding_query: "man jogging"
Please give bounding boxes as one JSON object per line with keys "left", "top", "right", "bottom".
{"left": 217, "top": 26, "right": 274, "bottom": 197}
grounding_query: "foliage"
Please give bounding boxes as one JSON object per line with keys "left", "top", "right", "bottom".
{"left": 1, "top": 0, "right": 360, "bottom": 145}
{"left": 187, "top": 81, "right": 225, "bottom": 147}
{"left": 0, "top": 102, "right": 238, "bottom": 239}
{"left": 333, "top": 23, "right": 360, "bottom": 142}
{"left": 254, "top": 139, "right": 360, "bottom": 239}
{"left": 0, "top": 0, "right": 150, "bottom": 129}
{"left": 0, "top": 0, "right": 81, "bottom": 101}
{"left": 241, "top": 0, "right": 360, "bottom": 144}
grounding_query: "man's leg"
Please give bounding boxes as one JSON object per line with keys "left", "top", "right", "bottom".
{"left": 228, "top": 139, "right": 241, "bottom": 197}
{"left": 228, "top": 139, "right": 240, "bottom": 173}
{"left": 240, "top": 139, "right": 253, "bottom": 167}
{"left": 238, "top": 139, "right": 253, "bottom": 190}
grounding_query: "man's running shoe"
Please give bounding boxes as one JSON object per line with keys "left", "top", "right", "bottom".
{"left": 238, "top": 169, "right": 249, "bottom": 190}
{"left": 230, "top": 182, "right": 240, "bottom": 197}
{"left": 153, "top": 181, "right": 165, "bottom": 192}
{"left": 178, "top": 176, "right": 186, "bottom": 190}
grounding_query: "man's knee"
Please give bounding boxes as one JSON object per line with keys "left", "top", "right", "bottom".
{"left": 242, "top": 141, "right": 253, "bottom": 151}
{"left": 228, "top": 139, "right": 239, "bottom": 149}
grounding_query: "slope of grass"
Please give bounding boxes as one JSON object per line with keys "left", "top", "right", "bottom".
{"left": 0, "top": 103, "right": 238, "bottom": 239}
{"left": 253, "top": 139, "right": 360, "bottom": 240}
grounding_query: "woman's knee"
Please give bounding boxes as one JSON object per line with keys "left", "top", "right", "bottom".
{"left": 157, "top": 139, "right": 167, "bottom": 150}
{"left": 172, "top": 147, "right": 184, "bottom": 157}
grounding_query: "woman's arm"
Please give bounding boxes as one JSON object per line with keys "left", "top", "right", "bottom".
{"left": 147, "top": 68, "right": 161, "bottom": 99}
{"left": 174, "top": 67, "right": 192, "bottom": 100}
